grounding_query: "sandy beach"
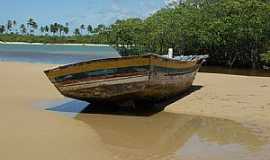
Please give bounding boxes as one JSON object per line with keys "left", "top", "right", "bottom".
{"left": 0, "top": 62, "right": 113, "bottom": 160}
{"left": 166, "top": 73, "right": 270, "bottom": 132}
{"left": 1, "top": 61, "right": 270, "bottom": 160}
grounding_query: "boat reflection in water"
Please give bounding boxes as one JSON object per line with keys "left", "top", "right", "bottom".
{"left": 73, "top": 108, "right": 269, "bottom": 160}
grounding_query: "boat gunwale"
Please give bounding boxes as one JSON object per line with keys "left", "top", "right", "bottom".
{"left": 44, "top": 53, "right": 196, "bottom": 74}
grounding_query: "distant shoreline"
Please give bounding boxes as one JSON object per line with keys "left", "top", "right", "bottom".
{"left": 0, "top": 41, "right": 110, "bottom": 47}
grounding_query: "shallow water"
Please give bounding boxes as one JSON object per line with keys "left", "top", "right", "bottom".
{"left": 43, "top": 99, "right": 270, "bottom": 160}
{"left": 0, "top": 44, "right": 120, "bottom": 64}
{"left": 1, "top": 44, "right": 269, "bottom": 77}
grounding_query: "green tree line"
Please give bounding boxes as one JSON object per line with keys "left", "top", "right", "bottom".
{"left": 0, "top": 0, "right": 270, "bottom": 68}
{"left": 105, "top": 0, "right": 270, "bottom": 68}
{"left": 0, "top": 18, "right": 95, "bottom": 36}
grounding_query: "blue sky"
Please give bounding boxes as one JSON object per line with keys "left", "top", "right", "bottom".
{"left": 0, "top": 0, "right": 171, "bottom": 28}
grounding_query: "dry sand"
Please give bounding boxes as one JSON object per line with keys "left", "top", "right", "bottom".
{"left": 0, "top": 61, "right": 270, "bottom": 160}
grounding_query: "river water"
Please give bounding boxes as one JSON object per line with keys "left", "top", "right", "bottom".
{"left": 0, "top": 43, "right": 120, "bottom": 64}
{"left": 0, "top": 43, "right": 269, "bottom": 77}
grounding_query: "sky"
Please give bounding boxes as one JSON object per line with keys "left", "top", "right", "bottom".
{"left": 0, "top": 0, "right": 176, "bottom": 28}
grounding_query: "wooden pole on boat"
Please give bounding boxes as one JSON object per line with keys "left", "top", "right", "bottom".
{"left": 168, "top": 48, "right": 173, "bottom": 58}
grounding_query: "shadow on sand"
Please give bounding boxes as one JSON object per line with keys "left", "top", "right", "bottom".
{"left": 46, "top": 85, "right": 202, "bottom": 117}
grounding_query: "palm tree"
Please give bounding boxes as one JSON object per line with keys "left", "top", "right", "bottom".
{"left": 59, "top": 24, "right": 65, "bottom": 36}
{"left": 27, "top": 18, "right": 34, "bottom": 34}
{"left": 32, "top": 21, "right": 38, "bottom": 34}
{"left": 80, "top": 24, "right": 85, "bottom": 35}
{"left": 13, "top": 20, "right": 16, "bottom": 26}
{"left": 0, "top": 25, "right": 5, "bottom": 34}
{"left": 44, "top": 25, "right": 49, "bottom": 35}
{"left": 12, "top": 20, "right": 17, "bottom": 32}
{"left": 27, "top": 18, "right": 38, "bottom": 35}
{"left": 94, "top": 24, "right": 106, "bottom": 33}
{"left": 40, "top": 26, "right": 45, "bottom": 35}
{"left": 87, "top": 25, "right": 93, "bottom": 35}
{"left": 63, "top": 26, "right": 69, "bottom": 35}
{"left": 74, "top": 28, "right": 80, "bottom": 36}
{"left": 50, "top": 24, "right": 56, "bottom": 35}
{"left": 20, "top": 24, "right": 27, "bottom": 35}
{"left": 7, "top": 20, "right": 13, "bottom": 33}
{"left": 50, "top": 23, "right": 59, "bottom": 35}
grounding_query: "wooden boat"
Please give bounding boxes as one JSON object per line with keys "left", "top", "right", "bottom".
{"left": 45, "top": 54, "right": 208, "bottom": 104}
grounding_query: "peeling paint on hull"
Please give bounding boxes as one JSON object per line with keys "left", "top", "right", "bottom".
{"left": 44, "top": 54, "right": 206, "bottom": 103}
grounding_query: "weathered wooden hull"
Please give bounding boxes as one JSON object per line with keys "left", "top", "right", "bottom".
{"left": 45, "top": 54, "right": 204, "bottom": 103}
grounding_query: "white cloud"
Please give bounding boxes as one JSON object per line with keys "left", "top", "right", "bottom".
{"left": 164, "top": 0, "right": 186, "bottom": 6}
{"left": 68, "top": 0, "right": 166, "bottom": 27}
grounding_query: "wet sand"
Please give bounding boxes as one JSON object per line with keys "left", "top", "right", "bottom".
{"left": 1, "top": 62, "right": 270, "bottom": 160}
{"left": 0, "top": 62, "right": 111, "bottom": 160}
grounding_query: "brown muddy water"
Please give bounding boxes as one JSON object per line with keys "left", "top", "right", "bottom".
{"left": 42, "top": 100, "right": 270, "bottom": 160}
